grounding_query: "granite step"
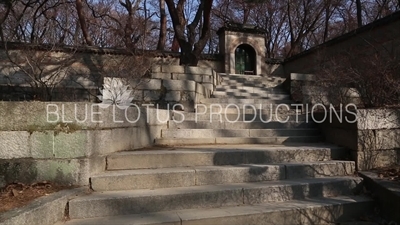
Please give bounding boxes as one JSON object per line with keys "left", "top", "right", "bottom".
{"left": 64, "top": 195, "right": 374, "bottom": 225}
{"left": 161, "top": 129, "right": 320, "bottom": 138}
{"left": 168, "top": 121, "right": 316, "bottom": 129}
{"left": 90, "top": 161, "right": 355, "bottom": 191}
{"left": 106, "top": 144, "right": 343, "bottom": 170}
{"left": 69, "top": 177, "right": 361, "bottom": 219}
{"left": 172, "top": 112, "right": 309, "bottom": 121}
{"left": 155, "top": 136, "right": 323, "bottom": 146}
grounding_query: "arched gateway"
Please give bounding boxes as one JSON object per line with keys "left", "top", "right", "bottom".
{"left": 235, "top": 44, "right": 256, "bottom": 75}
{"left": 217, "top": 23, "right": 266, "bottom": 75}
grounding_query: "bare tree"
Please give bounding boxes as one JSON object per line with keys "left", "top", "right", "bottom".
{"left": 3, "top": 44, "right": 77, "bottom": 101}
{"left": 286, "top": 0, "right": 327, "bottom": 56}
{"left": 0, "top": 0, "right": 13, "bottom": 41}
{"left": 165, "top": 0, "right": 213, "bottom": 65}
{"left": 356, "top": 0, "right": 363, "bottom": 27}
{"left": 317, "top": 45, "right": 400, "bottom": 108}
{"left": 119, "top": 0, "right": 142, "bottom": 49}
{"left": 156, "top": 0, "right": 167, "bottom": 50}
{"left": 75, "top": 0, "right": 93, "bottom": 45}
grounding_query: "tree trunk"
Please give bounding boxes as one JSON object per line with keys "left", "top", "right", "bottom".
{"left": 165, "top": 0, "right": 213, "bottom": 66}
{"left": 356, "top": 0, "right": 362, "bottom": 27}
{"left": 156, "top": 0, "right": 167, "bottom": 50}
{"left": 171, "top": 36, "right": 180, "bottom": 51}
{"left": 179, "top": 42, "right": 197, "bottom": 66}
{"left": 75, "top": 0, "right": 93, "bottom": 46}
{"left": 323, "top": 4, "right": 330, "bottom": 42}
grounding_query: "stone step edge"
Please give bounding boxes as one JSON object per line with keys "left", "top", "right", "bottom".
{"left": 67, "top": 177, "right": 365, "bottom": 219}
{"left": 97, "top": 160, "right": 354, "bottom": 174}
{"left": 76, "top": 176, "right": 361, "bottom": 198}
{"left": 90, "top": 161, "right": 355, "bottom": 191}
{"left": 168, "top": 120, "right": 312, "bottom": 123}
{"left": 155, "top": 136, "right": 323, "bottom": 146}
{"left": 64, "top": 195, "right": 373, "bottom": 225}
{"left": 105, "top": 144, "right": 345, "bottom": 170}
{"left": 161, "top": 129, "right": 320, "bottom": 138}
{"left": 108, "top": 144, "right": 342, "bottom": 155}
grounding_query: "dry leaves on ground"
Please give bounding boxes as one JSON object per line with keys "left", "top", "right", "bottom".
{"left": 0, "top": 181, "right": 70, "bottom": 213}
{"left": 373, "top": 165, "right": 400, "bottom": 182}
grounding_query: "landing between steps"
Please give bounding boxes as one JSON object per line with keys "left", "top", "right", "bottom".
{"left": 64, "top": 195, "right": 373, "bottom": 225}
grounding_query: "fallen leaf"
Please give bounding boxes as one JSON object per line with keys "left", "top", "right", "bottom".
{"left": 11, "top": 189, "right": 18, "bottom": 197}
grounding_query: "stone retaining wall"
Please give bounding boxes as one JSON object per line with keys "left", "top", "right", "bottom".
{"left": 151, "top": 65, "right": 222, "bottom": 92}
{"left": 290, "top": 73, "right": 362, "bottom": 106}
{"left": 316, "top": 109, "right": 400, "bottom": 170}
{"left": 0, "top": 101, "right": 168, "bottom": 185}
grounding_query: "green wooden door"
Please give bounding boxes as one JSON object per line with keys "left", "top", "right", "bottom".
{"left": 235, "top": 45, "right": 255, "bottom": 75}
{"left": 235, "top": 48, "right": 245, "bottom": 74}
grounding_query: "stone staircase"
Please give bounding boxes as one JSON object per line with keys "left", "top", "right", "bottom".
{"left": 62, "top": 73, "right": 374, "bottom": 225}
{"left": 155, "top": 73, "right": 321, "bottom": 146}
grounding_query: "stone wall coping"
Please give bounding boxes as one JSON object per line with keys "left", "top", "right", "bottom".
{"left": 0, "top": 42, "right": 222, "bottom": 61}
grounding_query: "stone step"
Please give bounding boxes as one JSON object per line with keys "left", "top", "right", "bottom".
{"left": 199, "top": 98, "right": 294, "bottom": 104}
{"left": 172, "top": 112, "right": 309, "bottom": 121}
{"left": 218, "top": 81, "right": 285, "bottom": 89}
{"left": 218, "top": 81, "right": 279, "bottom": 88}
{"left": 69, "top": 177, "right": 361, "bottom": 219}
{"left": 90, "top": 161, "right": 355, "bottom": 191}
{"left": 155, "top": 136, "right": 323, "bottom": 146}
{"left": 106, "top": 144, "right": 341, "bottom": 170}
{"left": 219, "top": 73, "right": 285, "bottom": 82}
{"left": 161, "top": 129, "right": 320, "bottom": 138}
{"left": 168, "top": 121, "right": 316, "bottom": 129}
{"left": 64, "top": 195, "right": 374, "bottom": 225}
{"left": 215, "top": 82, "right": 283, "bottom": 88}
{"left": 212, "top": 91, "right": 290, "bottom": 100}
{"left": 214, "top": 86, "right": 287, "bottom": 94}
{"left": 194, "top": 103, "right": 301, "bottom": 112}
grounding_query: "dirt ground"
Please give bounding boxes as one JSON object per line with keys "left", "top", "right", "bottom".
{"left": 0, "top": 181, "right": 71, "bottom": 213}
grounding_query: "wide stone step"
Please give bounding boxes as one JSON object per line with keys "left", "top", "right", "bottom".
{"left": 155, "top": 136, "right": 323, "bottom": 146}
{"left": 106, "top": 144, "right": 341, "bottom": 170}
{"left": 218, "top": 80, "right": 283, "bottom": 88}
{"left": 161, "top": 129, "right": 320, "bottom": 138}
{"left": 173, "top": 112, "right": 309, "bottom": 121}
{"left": 195, "top": 102, "right": 300, "bottom": 109}
{"left": 64, "top": 195, "right": 374, "bottom": 225}
{"left": 69, "top": 177, "right": 361, "bottom": 219}
{"left": 219, "top": 74, "right": 285, "bottom": 82}
{"left": 168, "top": 121, "right": 316, "bottom": 129}
{"left": 194, "top": 105, "right": 300, "bottom": 114}
{"left": 199, "top": 98, "right": 293, "bottom": 104}
{"left": 90, "top": 161, "right": 355, "bottom": 191}
{"left": 218, "top": 81, "right": 285, "bottom": 89}
{"left": 212, "top": 91, "right": 290, "bottom": 100}
{"left": 215, "top": 86, "right": 287, "bottom": 94}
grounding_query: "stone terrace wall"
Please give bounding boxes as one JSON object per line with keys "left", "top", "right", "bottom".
{"left": 0, "top": 102, "right": 168, "bottom": 185}
{"left": 0, "top": 47, "right": 224, "bottom": 101}
{"left": 283, "top": 11, "right": 400, "bottom": 76}
{"left": 316, "top": 109, "right": 400, "bottom": 170}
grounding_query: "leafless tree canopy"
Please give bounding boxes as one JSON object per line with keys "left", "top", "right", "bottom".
{"left": 1, "top": 0, "right": 399, "bottom": 59}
